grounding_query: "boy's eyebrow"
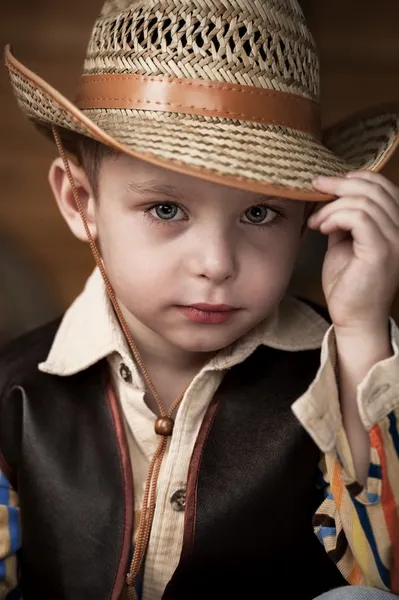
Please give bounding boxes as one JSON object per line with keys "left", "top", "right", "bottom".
{"left": 127, "top": 180, "right": 296, "bottom": 207}
{"left": 127, "top": 179, "right": 185, "bottom": 200}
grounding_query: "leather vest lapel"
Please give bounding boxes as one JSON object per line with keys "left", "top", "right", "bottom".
{"left": 2, "top": 359, "right": 133, "bottom": 600}
{"left": 164, "top": 345, "right": 345, "bottom": 600}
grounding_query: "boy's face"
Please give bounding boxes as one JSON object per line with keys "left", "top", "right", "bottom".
{"left": 89, "top": 153, "right": 306, "bottom": 355}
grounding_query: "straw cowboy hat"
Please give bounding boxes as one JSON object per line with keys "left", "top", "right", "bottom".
{"left": 4, "top": 0, "right": 399, "bottom": 202}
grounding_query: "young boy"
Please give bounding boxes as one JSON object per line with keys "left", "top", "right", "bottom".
{"left": 1, "top": 0, "right": 399, "bottom": 599}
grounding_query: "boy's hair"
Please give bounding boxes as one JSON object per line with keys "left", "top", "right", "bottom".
{"left": 74, "top": 134, "right": 116, "bottom": 197}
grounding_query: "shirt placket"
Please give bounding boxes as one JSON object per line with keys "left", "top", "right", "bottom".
{"left": 141, "top": 369, "right": 224, "bottom": 600}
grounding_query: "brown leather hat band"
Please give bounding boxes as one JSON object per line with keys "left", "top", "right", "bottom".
{"left": 75, "top": 74, "right": 321, "bottom": 137}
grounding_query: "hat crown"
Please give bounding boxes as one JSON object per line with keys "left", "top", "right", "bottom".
{"left": 84, "top": 0, "right": 320, "bottom": 101}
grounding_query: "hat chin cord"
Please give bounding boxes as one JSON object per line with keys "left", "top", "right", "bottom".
{"left": 52, "top": 125, "right": 188, "bottom": 599}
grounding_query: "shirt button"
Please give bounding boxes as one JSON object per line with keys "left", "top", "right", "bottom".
{"left": 170, "top": 488, "right": 186, "bottom": 512}
{"left": 119, "top": 363, "right": 132, "bottom": 383}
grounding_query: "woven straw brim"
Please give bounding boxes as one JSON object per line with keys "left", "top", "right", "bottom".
{"left": 6, "top": 47, "right": 399, "bottom": 202}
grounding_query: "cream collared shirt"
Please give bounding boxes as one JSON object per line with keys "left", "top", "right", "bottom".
{"left": 6, "top": 267, "right": 395, "bottom": 598}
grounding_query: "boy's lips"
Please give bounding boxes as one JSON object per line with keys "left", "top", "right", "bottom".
{"left": 176, "top": 303, "right": 240, "bottom": 324}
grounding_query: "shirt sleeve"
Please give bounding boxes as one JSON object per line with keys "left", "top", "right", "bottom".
{"left": 292, "top": 319, "right": 399, "bottom": 594}
{"left": 0, "top": 472, "right": 21, "bottom": 599}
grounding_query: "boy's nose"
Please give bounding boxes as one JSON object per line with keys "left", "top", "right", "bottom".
{"left": 187, "top": 232, "right": 237, "bottom": 284}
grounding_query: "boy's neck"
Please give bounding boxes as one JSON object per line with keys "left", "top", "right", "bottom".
{"left": 140, "top": 348, "right": 214, "bottom": 415}
{"left": 142, "top": 359, "right": 207, "bottom": 416}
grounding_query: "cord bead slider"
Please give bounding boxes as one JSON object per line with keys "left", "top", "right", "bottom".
{"left": 154, "top": 416, "right": 174, "bottom": 436}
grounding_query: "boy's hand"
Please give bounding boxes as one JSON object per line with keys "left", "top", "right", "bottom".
{"left": 308, "top": 171, "right": 399, "bottom": 338}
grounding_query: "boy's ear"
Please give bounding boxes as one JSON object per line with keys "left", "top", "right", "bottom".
{"left": 48, "top": 157, "right": 97, "bottom": 242}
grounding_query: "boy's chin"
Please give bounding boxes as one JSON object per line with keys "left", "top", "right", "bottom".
{"left": 170, "top": 328, "right": 244, "bottom": 354}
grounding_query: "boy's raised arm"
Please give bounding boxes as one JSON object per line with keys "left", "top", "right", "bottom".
{"left": 294, "top": 170, "right": 399, "bottom": 594}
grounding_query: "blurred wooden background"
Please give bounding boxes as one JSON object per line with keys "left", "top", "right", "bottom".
{"left": 0, "top": 0, "right": 398, "bottom": 342}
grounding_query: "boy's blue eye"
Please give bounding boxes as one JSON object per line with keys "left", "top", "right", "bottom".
{"left": 151, "top": 203, "right": 179, "bottom": 220}
{"left": 147, "top": 202, "right": 281, "bottom": 225}
{"left": 242, "top": 205, "right": 277, "bottom": 225}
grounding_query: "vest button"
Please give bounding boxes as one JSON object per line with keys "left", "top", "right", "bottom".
{"left": 119, "top": 363, "right": 132, "bottom": 383}
{"left": 170, "top": 488, "right": 186, "bottom": 512}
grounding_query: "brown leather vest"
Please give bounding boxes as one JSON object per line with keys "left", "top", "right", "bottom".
{"left": 0, "top": 319, "right": 345, "bottom": 600}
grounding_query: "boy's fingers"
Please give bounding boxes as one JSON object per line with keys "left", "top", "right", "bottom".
{"left": 308, "top": 196, "right": 399, "bottom": 243}
{"left": 318, "top": 209, "right": 388, "bottom": 259}
{"left": 346, "top": 170, "right": 399, "bottom": 200}
{"left": 312, "top": 176, "right": 399, "bottom": 226}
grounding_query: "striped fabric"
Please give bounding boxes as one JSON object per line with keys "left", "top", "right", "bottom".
{"left": 0, "top": 474, "right": 20, "bottom": 599}
{"left": 314, "top": 413, "right": 399, "bottom": 594}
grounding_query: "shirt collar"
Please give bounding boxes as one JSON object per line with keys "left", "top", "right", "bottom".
{"left": 39, "top": 268, "right": 328, "bottom": 377}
